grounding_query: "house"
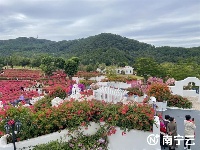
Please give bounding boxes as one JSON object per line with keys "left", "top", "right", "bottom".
{"left": 97, "top": 66, "right": 134, "bottom": 75}
{"left": 116, "top": 66, "right": 133, "bottom": 75}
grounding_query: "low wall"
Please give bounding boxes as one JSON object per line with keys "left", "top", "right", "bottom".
{"left": 0, "top": 122, "right": 100, "bottom": 150}
{"left": 0, "top": 117, "right": 160, "bottom": 150}
{"left": 108, "top": 82, "right": 131, "bottom": 89}
{"left": 182, "top": 90, "right": 198, "bottom": 97}
{"left": 156, "top": 102, "right": 167, "bottom": 111}
{"left": 108, "top": 129, "right": 159, "bottom": 150}
{"left": 169, "top": 86, "right": 198, "bottom": 97}
{"left": 89, "top": 76, "right": 106, "bottom": 82}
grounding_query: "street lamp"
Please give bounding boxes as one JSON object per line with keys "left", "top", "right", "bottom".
{"left": 4, "top": 119, "right": 22, "bottom": 150}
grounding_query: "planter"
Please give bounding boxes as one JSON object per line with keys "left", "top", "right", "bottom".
{"left": 156, "top": 101, "right": 167, "bottom": 111}
{"left": 166, "top": 106, "right": 194, "bottom": 110}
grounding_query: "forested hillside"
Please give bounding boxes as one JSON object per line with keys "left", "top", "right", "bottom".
{"left": 0, "top": 33, "right": 200, "bottom": 65}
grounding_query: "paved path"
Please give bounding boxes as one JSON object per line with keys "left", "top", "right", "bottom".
{"left": 160, "top": 109, "right": 200, "bottom": 150}
{"left": 186, "top": 96, "right": 200, "bottom": 111}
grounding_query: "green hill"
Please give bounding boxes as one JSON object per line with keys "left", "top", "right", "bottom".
{"left": 0, "top": 33, "right": 200, "bottom": 65}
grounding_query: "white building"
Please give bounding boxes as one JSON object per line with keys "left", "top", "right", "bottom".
{"left": 116, "top": 66, "right": 133, "bottom": 75}
{"left": 96, "top": 66, "right": 134, "bottom": 75}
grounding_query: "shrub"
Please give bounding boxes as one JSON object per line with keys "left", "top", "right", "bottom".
{"left": 126, "top": 75, "right": 137, "bottom": 81}
{"left": 0, "top": 99, "right": 155, "bottom": 142}
{"left": 49, "top": 86, "right": 66, "bottom": 99}
{"left": 147, "top": 77, "right": 163, "bottom": 84}
{"left": 126, "top": 87, "right": 144, "bottom": 97}
{"left": 147, "top": 83, "right": 171, "bottom": 102}
{"left": 167, "top": 95, "right": 192, "bottom": 109}
{"left": 165, "top": 78, "right": 176, "bottom": 86}
{"left": 79, "top": 80, "right": 96, "bottom": 86}
{"left": 33, "top": 96, "right": 53, "bottom": 111}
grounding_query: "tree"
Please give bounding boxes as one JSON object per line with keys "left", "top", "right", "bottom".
{"left": 54, "top": 57, "right": 65, "bottom": 70}
{"left": 105, "top": 66, "right": 117, "bottom": 78}
{"left": 161, "top": 61, "right": 200, "bottom": 80}
{"left": 134, "top": 57, "right": 166, "bottom": 80}
{"left": 118, "top": 62, "right": 128, "bottom": 67}
{"left": 20, "top": 57, "right": 30, "bottom": 68}
{"left": 0, "top": 64, "right": 3, "bottom": 71}
{"left": 86, "top": 64, "right": 94, "bottom": 72}
{"left": 98, "top": 63, "right": 106, "bottom": 71}
{"left": 40, "top": 56, "right": 56, "bottom": 76}
{"left": 64, "top": 57, "right": 80, "bottom": 80}
{"left": 30, "top": 57, "right": 41, "bottom": 68}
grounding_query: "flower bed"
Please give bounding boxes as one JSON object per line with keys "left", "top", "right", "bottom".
{"left": 126, "top": 87, "right": 144, "bottom": 97}
{"left": 147, "top": 82, "right": 171, "bottom": 102}
{"left": 0, "top": 80, "right": 39, "bottom": 103}
{"left": 0, "top": 69, "right": 42, "bottom": 80}
{"left": 0, "top": 99, "right": 155, "bottom": 142}
{"left": 167, "top": 95, "right": 192, "bottom": 109}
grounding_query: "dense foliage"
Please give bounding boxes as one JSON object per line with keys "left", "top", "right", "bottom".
{"left": 147, "top": 83, "right": 172, "bottom": 102}
{"left": 144, "top": 79, "right": 192, "bottom": 109}
{"left": 167, "top": 95, "right": 192, "bottom": 109}
{"left": 0, "top": 99, "right": 155, "bottom": 142}
{"left": 0, "top": 33, "right": 200, "bottom": 67}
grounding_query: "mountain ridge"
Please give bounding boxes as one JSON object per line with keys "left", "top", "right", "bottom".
{"left": 0, "top": 33, "right": 200, "bottom": 65}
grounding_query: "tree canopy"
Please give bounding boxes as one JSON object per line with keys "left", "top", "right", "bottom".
{"left": 0, "top": 33, "right": 199, "bottom": 66}
{"left": 64, "top": 57, "right": 80, "bottom": 79}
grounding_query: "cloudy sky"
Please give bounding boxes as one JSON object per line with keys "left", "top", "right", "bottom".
{"left": 0, "top": 0, "right": 200, "bottom": 47}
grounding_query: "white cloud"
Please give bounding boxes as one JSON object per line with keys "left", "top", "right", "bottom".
{"left": 10, "top": 13, "right": 27, "bottom": 20}
{"left": 0, "top": 0, "right": 200, "bottom": 47}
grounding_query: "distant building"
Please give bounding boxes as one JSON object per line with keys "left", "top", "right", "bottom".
{"left": 116, "top": 66, "right": 133, "bottom": 75}
{"left": 97, "top": 66, "right": 134, "bottom": 75}
{"left": 96, "top": 68, "right": 106, "bottom": 74}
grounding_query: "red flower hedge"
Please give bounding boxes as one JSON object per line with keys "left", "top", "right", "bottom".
{"left": 0, "top": 99, "right": 155, "bottom": 142}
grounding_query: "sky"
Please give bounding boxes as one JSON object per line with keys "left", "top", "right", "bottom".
{"left": 0, "top": 0, "right": 200, "bottom": 47}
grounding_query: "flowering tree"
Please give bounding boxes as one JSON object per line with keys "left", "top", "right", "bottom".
{"left": 165, "top": 78, "right": 176, "bottom": 86}
{"left": 147, "top": 77, "right": 163, "bottom": 84}
{"left": 147, "top": 83, "right": 171, "bottom": 102}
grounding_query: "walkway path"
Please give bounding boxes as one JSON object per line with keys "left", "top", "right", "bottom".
{"left": 185, "top": 96, "right": 200, "bottom": 111}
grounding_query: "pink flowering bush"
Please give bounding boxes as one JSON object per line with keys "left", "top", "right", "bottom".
{"left": 165, "top": 78, "right": 176, "bottom": 86}
{"left": 147, "top": 77, "right": 163, "bottom": 84}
